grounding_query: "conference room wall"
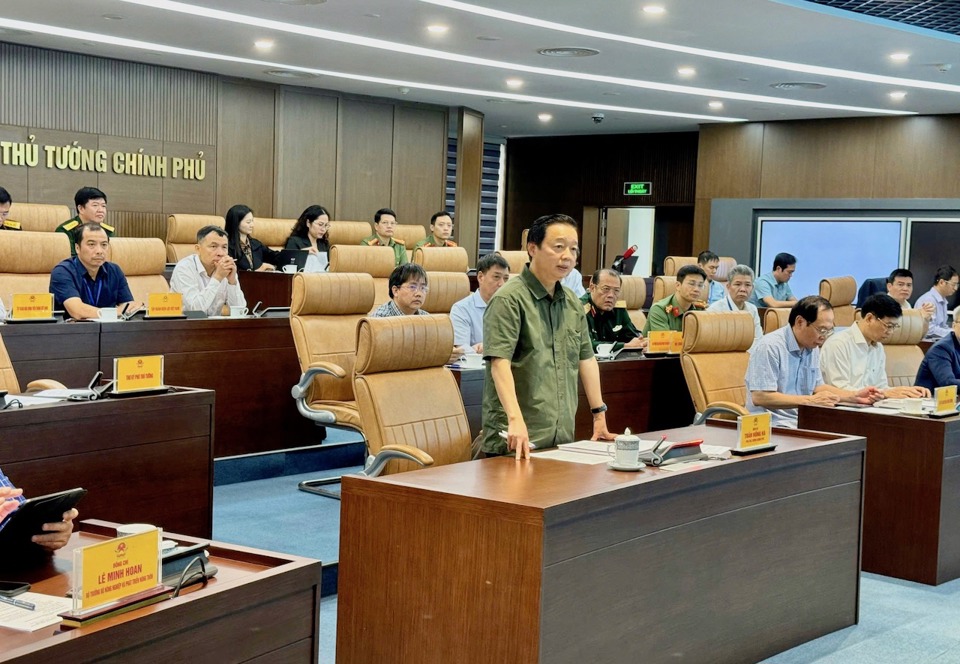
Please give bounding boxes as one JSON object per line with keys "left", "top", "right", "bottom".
{"left": 0, "top": 42, "right": 447, "bottom": 239}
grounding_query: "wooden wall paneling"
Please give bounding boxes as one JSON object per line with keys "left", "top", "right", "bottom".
{"left": 390, "top": 106, "right": 446, "bottom": 229}
{"left": 217, "top": 81, "right": 276, "bottom": 217}
{"left": 162, "top": 141, "right": 218, "bottom": 215}
{"left": 0, "top": 124, "right": 30, "bottom": 199}
{"left": 693, "top": 198, "right": 713, "bottom": 255}
{"left": 872, "top": 116, "right": 960, "bottom": 198}
{"left": 335, "top": 99, "right": 394, "bottom": 222}
{"left": 760, "top": 118, "right": 878, "bottom": 198}
{"left": 97, "top": 136, "right": 164, "bottom": 214}
{"left": 25, "top": 128, "right": 100, "bottom": 209}
{"left": 110, "top": 212, "right": 167, "bottom": 239}
{"left": 454, "top": 109, "right": 484, "bottom": 262}
{"left": 275, "top": 90, "right": 339, "bottom": 218}
{"left": 581, "top": 206, "right": 601, "bottom": 276}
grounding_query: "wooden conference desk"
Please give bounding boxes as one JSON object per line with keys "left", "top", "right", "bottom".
{"left": 237, "top": 270, "right": 295, "bottom": 310}
{"left": 800, "top": 404, "right": 960, "bottom": 585}
{"left": 338, "top": 421, "right": 865, "bottom": 664}
{"left": 0, "top": 387, "right": 214, "bottom": 538}
{"left": 1, "top": 322, "right": 100, "bottom": 389}
{"left": 1, "top": 520, "right": 322, "bottom": 663}
{"left": 455, "top": 353, "right": 695, "bottom": 440}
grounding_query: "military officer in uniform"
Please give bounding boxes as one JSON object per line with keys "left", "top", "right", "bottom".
{"left": 0, "top": 187, "right": 20, "bottom": 230}
{"left": 581, "top": 269, "right": 646, "bottom": 352}
{"left": 361, "top": 207, "right": 407, "bottom": 266}
{"left": 414, "top": 211, "right": 457, "bottom": 249}
{"left": 55, "top": 187, "right": 113, "bottom": 256}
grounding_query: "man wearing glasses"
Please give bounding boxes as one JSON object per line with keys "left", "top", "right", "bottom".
{"left": 915, "top": 265, "right": 959, "bottom": 340}
{"left": 372, "top": 263, "right": 432, "bottom": 318}
{"left": 581, "top": 269, "right": 646, "bottom": 352}
{"left": 820, "top": 294, "right": 930, "bottom": 399}
{"left": 745, "top": 296, "right": 884, "bottom": 428}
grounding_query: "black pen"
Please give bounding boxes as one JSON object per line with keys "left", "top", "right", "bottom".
{"left": 0, "top": 595, "right": 35, "bottom": 611}
{"left": 121, "top": 303, "right": 130, "bottom": 317}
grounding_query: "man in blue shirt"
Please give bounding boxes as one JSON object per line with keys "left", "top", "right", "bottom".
{"left": 751, "top": 252, "right": 798, "bottom": 308}
{"left": 698, "top": 250, "right": 726, "bottom": 305}
{"left": 746, "top": 295, "right": 882, "bottom": 427}
{"left": 914, "top": 265, "right": 958, "bottom": 340}
{"left": 49, "top": 222, "right": 137, "bottom": 320}
{"left": 916, "top": 306, "right": 960, "bottom": 391}
{"left": 450, "top": 253, "right": 510, "bottom": 353}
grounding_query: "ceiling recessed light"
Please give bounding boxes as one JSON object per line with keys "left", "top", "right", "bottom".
{"left": 708, "top": 101, "right": 724, "bottom": 109}
{"left": 677, "top": 67, "right": 696, "bottom": 76}
{"left": 254, "top": 39, "right": 274, "bottom": 50}
{"left": 427, "top": 24, "right": 449, "bottom": 34}
{"left": 538, "top": 113, "right": 553, "bottom": 122}
{"left": 537, "top": 47, "right": 600, "bottom": 58}
{"left": 505, "top": 78, "right": 524, "bottom": 89}
{"left": 642, "top": 6, "right": 666, "bottom": 15}
{"left": 889, "top": 91, "right": 907, "bottom": 100}
{"left": 889, "top": 52, "right": 910, "bottom": 62}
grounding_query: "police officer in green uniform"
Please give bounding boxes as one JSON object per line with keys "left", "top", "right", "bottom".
{"left": 481, "top": 213, "right": 614, "bottom": 459}
{"left": 0, "top": 186, "right": 20, "bottom": 230}
{"left": 643, "top": 264, "right": 707, "bottom": 334}
{"left": 581, "top": 269, "right": 646, "bottom": 352}
{"left": 414, "top": 211, "right": 458, "bottom": 249}
{"left": 360, "top": 207, "right": 407, "bottom": 266}
{"left": 55, "top": 187, "right": 114, "bottom": 256}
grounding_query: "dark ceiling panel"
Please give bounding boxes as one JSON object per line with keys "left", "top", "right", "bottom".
{"left": 804, "top": 0, "right": 960, "bottom": 36}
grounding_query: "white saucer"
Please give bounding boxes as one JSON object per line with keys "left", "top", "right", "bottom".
{"left": 607, "top": 460, "right": 644, "bottom": 472}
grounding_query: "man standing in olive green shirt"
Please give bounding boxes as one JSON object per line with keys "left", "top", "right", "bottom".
{"left": 55, "top": 187, "right": 114, "bottom": 257}
{"left": 581, "top": 269, "right": 646, "bottom": 352}
{"left": 643, "top": 264, "right": 707, "bottom": 334}
{"left": 482, "top": 214, "right": 614, "bottom": 458}
{"left": 360, "top": 207, "right": 407, "bottom": 266}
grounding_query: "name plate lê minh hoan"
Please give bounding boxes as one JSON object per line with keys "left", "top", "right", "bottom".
{"left": 114, "top": 355, "right": 164, "bottom": 393}
{"left": 11, "top": 293, "right": 53, "bottom": 319}
{"left": 73, "top": 527, "right": 162, "bottom": 611}
{"left": 147, "top": 292, "right": 183, "bottom": 317}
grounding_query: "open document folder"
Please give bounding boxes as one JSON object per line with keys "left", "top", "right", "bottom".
{"left": 534, "top": 439, "right": 732, "bottom": 465}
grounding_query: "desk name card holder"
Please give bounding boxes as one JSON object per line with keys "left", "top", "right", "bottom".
{"left": 931, "top": 385, "right": 958, "bottom": 419}
{"left": 147, "top": 292, "right": 184, "bottom": 318}
{"left": 732, "top": 412, "right": 775, "bottom": 455}
{"left": 668, "top": 331, "right": 683, "bottom": 355}
{"left": 647, "top": 331, "right": 671, "bottom": 354}
{"left": 113, "top": 355, "right": 166, "bottom": 395}
{"left": 9, "top": 293, "right": 53, "bottom": 321}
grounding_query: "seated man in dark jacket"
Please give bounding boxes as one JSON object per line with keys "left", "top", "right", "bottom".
{"left": 580, "top": 269, "right": 646, "bottom": 352}
{"left": 916, "top": 306, "right": 960, "bottom": 391}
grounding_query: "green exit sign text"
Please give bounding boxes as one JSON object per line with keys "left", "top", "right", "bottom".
{"left": 623, "top": 182, "right": 652, "bottom": 196}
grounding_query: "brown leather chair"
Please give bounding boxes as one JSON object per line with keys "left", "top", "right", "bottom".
{"left": 820, "top": 276, "right": 857, "bottom": 327}
{"left": 620, "top": 275, "right": 647, "bottom": 331}
{"left": 252, "top": 217, "right": 295, "bottom": 251}
{"left": 652, "top": 275, "right": 677, "bottom": 302}
{"left": 108, "top": 237, "right": 169, "bottom": 304}
{"left": 393, "top": 224, "right": 426, "bottom": 248}
{"left": 353, "top": 315, "right": 472, "bottom": 475}
{"left": 6, "top": 202, "right": 72, "bottom": 233}
{"left": 329, "top": 245, "right": 396, "bottom": 309}
{"left": 0, "top": 333, "right": 66, "bottom": 393}
{"left": 882, "top": 310, "right": 928, "bottom": 388}
{"left": 713, "top": 257, "right": 738, "bottom": 283}
{"left": 497, "top": 250, "right": 528, "bottom": 275}
{"left": 680, "top": 311, "right": 754, "bottom": 423}
{"left": 165, "top": 214, "right": 222, "bottom": 263}
{"left": 763, "top": 307, "right": 790, "bottom": 334}
{"left": 327, "top": 221, "right": 372, "bottom": 246}
{"left": 0, "top": 231, "right": 71, "bottom": 312}
{"left": 412, "top": 246, "right": 469, "bottom": 272}
{"left": 423, "top": 272, "right": 470, "bottom": 314}
{"left": 663, "top": 256, "right": 697, "bottom": 276}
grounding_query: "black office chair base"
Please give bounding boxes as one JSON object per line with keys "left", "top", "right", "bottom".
{"left": 298, "top": 477, "right": 342, "bottom": 500}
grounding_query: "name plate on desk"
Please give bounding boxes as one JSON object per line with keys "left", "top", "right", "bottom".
{"left": 733, "top": 412, "right": 775, "bottom": 455}
{"left": 11, "top": 293, "right": 53, "bottom": 319}
{"left": 934, "top": 385, "right": 957, "bottom": 417}
{"left": 668, "top": 330, "right": 683, "bottom": 354}
{"left": 115, "top": 355, "right": 165, "bottom": 393}
{"left": 72, "top": 527, "right": 162, "bottom": 611}
{"left": 647, "top": 331, "right": 671, "bottom": 354}
{"left": 147, "top": 292, "right": 183, "bottom": 317}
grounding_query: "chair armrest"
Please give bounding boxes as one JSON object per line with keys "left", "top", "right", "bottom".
{"left": 380, "top": 444, "right": 434, "bottom": 466}
{"left": 25, "top": 379, "right": 67, "bottom": 391}
{"left": 290, "top": 361, "right": 347, "bottom": 399}
{"left": 693, "top": 401, "right": 750, "bottom": 425}
{"left": 361, "top": 445, "right": 435, "bottom": 478}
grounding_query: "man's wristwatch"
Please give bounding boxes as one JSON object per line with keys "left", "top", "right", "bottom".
{"left": 590, "top": 404, "right": 608, "bottom": 415}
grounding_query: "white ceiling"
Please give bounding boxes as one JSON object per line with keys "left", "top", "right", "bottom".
{"left": 2, "top": 0, "right": 960, "bottom": 137}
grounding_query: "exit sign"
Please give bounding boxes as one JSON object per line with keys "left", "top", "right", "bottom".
{"left": 623, "top": 181, "right": 652, "bottom": 196}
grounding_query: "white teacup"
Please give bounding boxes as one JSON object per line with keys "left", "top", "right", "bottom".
{"left": 116, "top": 523, "right": 158, "bottom": 538}
{"left": 282, "top": 264, "right": 297, "bottom": 274}
{"left": 459, "top": 353, "right": 483, "bottom": 369}
{"left": 607, "top": 433, "right": 641, "bottom": 467}
{"left": 229, "top": 306, "right": 249, "bottom": 318}
{"left": 901, "top": 398, "right": 924, "bottom": 415}
{"left": 98, "top": 307, "right": 118, "bottom": 321}
{"left": 596, "top": 343, "right": 615, "bottom": 357}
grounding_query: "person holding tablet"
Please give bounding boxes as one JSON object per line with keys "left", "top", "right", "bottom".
{"left": 0, "top": 469, "right": 77, "bottom": 551}
{"left": 225, "top": 204, "right": 280, "bottom": 272}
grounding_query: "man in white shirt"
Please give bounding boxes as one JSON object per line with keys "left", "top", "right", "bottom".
{"left": 170, "top": 225, "right": 246, "bottom": 316}
{"left": 706, "top": 263, "right": 762, "bottom": 349}
{"left": 450, "top": 253, "right": 510, "bottom": 353}
{"left": 910, "top": 267, "right": 957, "bottom": 340}
{"left": 820, "top": 293, "right": 929, "bottom": 399}
{"left": 561, "top": 266, "right": 586, "bottom": 297}
{"left": 886, "top": 268, "right": 934, "bottom": 325}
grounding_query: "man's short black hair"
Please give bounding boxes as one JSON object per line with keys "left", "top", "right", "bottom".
{"left": 73, "top": 222, "right": 109, "bottom": 246}
{"left": 477, "top": 252, "right": 509, "bottom": 274}
{"left": 525, "top": 214, "right": 578, "bottom": 254}
{"left": 677, "top": 264, "right": 707, "bottom": 283}
{"left": 430, "top": 211, "right": 452, "bottom": 225}
{"left": 75, "top": 187, "right": 107, "bottom": 209}
{"left": 697, "top": 250, "right": 719, "bottom": 265}
{"left": 861, "top": 293, "right": 902, "bottom": 320}
{"left": 789, "top": 295, "right": 832, "bottom": 326}
{"left": 591, "top": 268, "right": 622, "bottom": 285}
{"left": 388, "top": 263, "right": 427, "bottom": 299}
{"left": 934, "top": 265, "right": 958, "bottom": 285}
{"left": 196, "top": 224, "right": 227, "bottom": 243}
{"left": 773, "top": 252, "right": 796, "bottom": 271}
{"left": 887, "top": 268, "right": 913, "bottom": 284}
{"left": 374, "top": 208, "right": 396, "bottom": 224}
{"left": 0, "top": 187, "right": 11, "bottom": 205}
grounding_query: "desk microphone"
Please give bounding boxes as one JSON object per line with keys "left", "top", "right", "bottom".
{"left": 612, "top": 245, "right": 638, "bottom": 273}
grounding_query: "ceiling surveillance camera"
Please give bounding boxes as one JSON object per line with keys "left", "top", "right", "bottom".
{"left": 592, "top": 113, "right": 605, "bottom": 124}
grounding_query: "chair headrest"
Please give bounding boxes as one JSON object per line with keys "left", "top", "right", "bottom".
{"left": 393, "top": 224, "right": 426, "bottom": 247}
{"left": 413, "top": 246, "right": 469, "bottom": 272}
{"left": 682, "top": 311, "right": 756, "bottom": 353}
{"left": 355, "top": 315, "right": 454, "bottom": 375}
{"left": 497, "top": 251, "right": 528, "bottom": 275}
{"left": 713, "top": 257, "right": 737, "bottom": 282}
{"left": 884, "top": 309, "right": 927, "bottom": 345}
{"left": 0, "top": 231, "right": 71, "bottom": 273}
{"left": 291, "top": 272, "right": 375, "bottom": 315}
{"left": 252, "top": 218, "right": 295, "bottom": 247}
{"left": 7, "top": 202, "right": 72, "bottom": 233}
{"left": 423, "top": 272, "right": 470, "bottom": 313}
{"left": 330, "top": 245, "right": 396, "bottom": 278}
{"left": 663, "top": 256, "right": 696, "bottom": 276}
{"left": 166, "top": 214, "right": 223, "bottom": 244}
{"left": 108, "top": 237, "right": 166, "bottom": 276}
{"left": 619, "top": 275, "right": 646, "bottom": 309}
{"left": 328, "top": 221, "right": 372, "bottom": 246}
{"left": 819, "top": 276, "right": 856, "bottom": 306}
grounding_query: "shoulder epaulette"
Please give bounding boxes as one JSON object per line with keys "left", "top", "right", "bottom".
{"left": 395, "top": 238, "right": 405, "bottom": 246}
{"left": 583, "top": 302, "right": 592, "bottom": 313}
{"left": 101, "top": 222, "right": 115, "bottom": 233}
{"left": 365, "top": 238, "right": 380, "bottom": 246}
{"left": 60, "top": 220, "right": 80, "bottom": 231}
{"left": 2, "top": 219, "right": 22, "bottom": 230}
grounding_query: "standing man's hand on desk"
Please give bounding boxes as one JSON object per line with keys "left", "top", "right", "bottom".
{"left": 32, "top": 507, "right": 78, "bottom": 551}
